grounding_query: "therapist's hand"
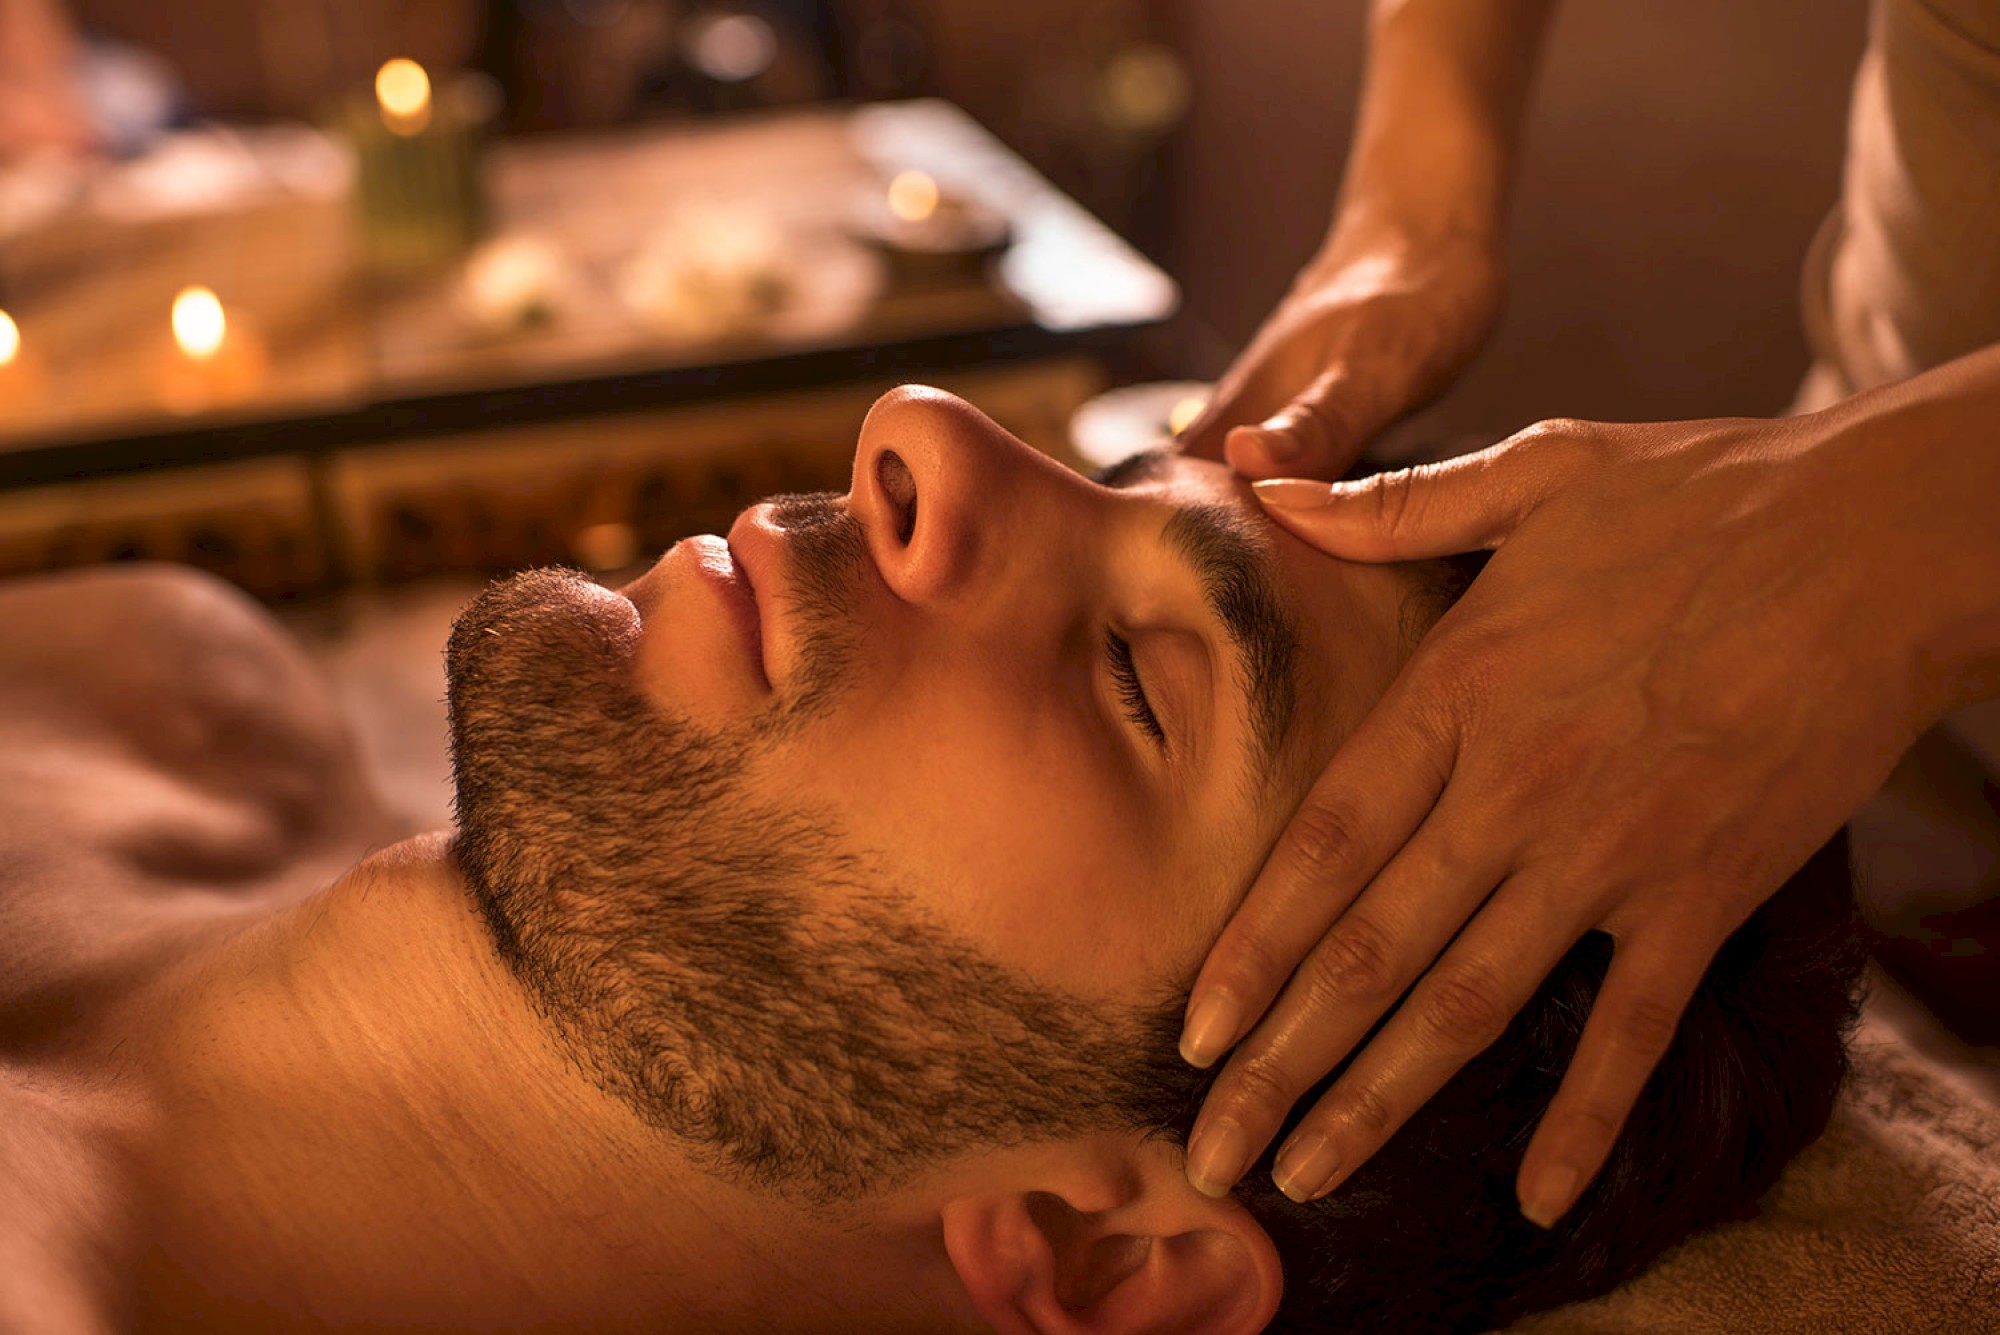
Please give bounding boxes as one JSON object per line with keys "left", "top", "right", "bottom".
{"left": 1176, "top": 378, "right": 2000, "bottom": 1227}
{"left": 1177, "top": 229, "right": 1502, "bottom": 481}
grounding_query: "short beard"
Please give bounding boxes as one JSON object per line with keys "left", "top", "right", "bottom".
{"left": 443, "top": 503, "right": 1181, "bottom": 1205}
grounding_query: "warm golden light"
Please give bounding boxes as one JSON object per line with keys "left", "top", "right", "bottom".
{"left": 571, "top": 521, "right": 639, "bottom": 572}
{"left": 0, "top": 310, "right": 18, "bottom": 368}
{"left": 1168, "top": 393, "right": 1207, "bottom": 437}
{"left": 886, "top": 170, "right": 940, "bottom": 224}
{"left": 171, "top": 287, "right": 227, "bottom": 361}
{"left": 375, "top": 58, "right": 433, "bottom": 135}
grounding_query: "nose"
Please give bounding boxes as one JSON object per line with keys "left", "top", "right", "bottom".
{"left": 849, "top": 385, "right": 1084, "bottom": 608}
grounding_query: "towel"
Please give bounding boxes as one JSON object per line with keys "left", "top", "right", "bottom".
{"left": 1507, "top": 987, "right": 2000, "bottom": 1334}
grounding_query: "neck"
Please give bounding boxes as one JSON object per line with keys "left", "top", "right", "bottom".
{"left": 122, "top": 832, "right": 967, "bottom": 1334}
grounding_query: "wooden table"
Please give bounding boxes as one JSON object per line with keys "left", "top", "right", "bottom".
{"left": 0, "top": 101, "right": 1175, "bottom": 595}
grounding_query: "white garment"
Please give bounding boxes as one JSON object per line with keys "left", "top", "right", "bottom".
{"left": 1802, "top": 0, "right": 2000, "bottom": 399}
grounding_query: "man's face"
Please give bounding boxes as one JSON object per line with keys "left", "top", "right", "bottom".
{"left": 611, "top": 385, "right": 1416, "bottom": 1003}
{"left": 445, "top": 385, "right": 1427, "bottom": 1199}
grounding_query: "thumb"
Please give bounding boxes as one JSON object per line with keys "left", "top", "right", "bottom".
{"left": 1223, "top": 366, "right": 1385, "bottom": 482}
{"left": 1249, "top": 428, "right": 1579, "bottom": 561}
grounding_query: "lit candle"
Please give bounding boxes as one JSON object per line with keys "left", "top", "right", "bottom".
{"left": 855, "top": 168, "right": 1010, "bottom": 283}
{"left": 348, "top": 59, "right": 492, "bottom": 273}
{"left": 375, "top": 58, "right": 433, "bottom": 136}
{"left": 171, "top": 286, "right": 227, "bottom": 361}
{"left": 0, "top": 308, "right": 49, "bottom": 422}
{"left": 156, "top": 286, "right": 265, "bottom": 414}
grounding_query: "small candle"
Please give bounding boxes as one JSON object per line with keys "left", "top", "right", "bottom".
{"left": 348, "top": 60, "right": 493, "bottom": 275}
{"left": 0, "top": 308, "right": 49, "bottom": 422}
{"left": 375, "top": 58, "right": 433, "bottom": 136}
{"left": 156, "top": 286, "right": 266, "bottom": 414}
{"left": 853, "top": 168, "right": 1010, "bottom": 283}
{"left": 171, "top": 286, "right": 227, "bottom": 361}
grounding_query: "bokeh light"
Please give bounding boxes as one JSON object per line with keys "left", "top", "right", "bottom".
{"left": 686, "top": 13, "right": 777, "bottom": 83}
{"left": 171, "top": 287, "right": 227, "bottom": 360}
{"left": 886, "top": 169, "right": 939, "bottom": 223}
{"left": 375, "top": 59, "right": 433, "bottom": 134}
{"left": 1168, "top": 393, "right": 1207, "bottom": 437}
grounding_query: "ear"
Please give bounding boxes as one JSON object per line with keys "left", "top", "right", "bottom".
{"left": 940, "top": 1141, "right": 1282, "bottom": 1335}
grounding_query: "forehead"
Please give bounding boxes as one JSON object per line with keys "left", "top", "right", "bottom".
{"left": 1110, "top": 445, "right": 1416, "bottom": 809}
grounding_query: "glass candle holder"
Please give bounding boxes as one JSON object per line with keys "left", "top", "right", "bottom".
{"left": 344, "top": 60, "right": 498, "bottom": 276}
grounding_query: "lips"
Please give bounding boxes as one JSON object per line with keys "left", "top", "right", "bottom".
{"left": 684, "top": 534, "right": 767, "bottom": 688}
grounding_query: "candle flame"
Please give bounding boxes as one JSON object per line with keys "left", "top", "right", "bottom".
{"left": 172, "top": 287, "right": 227, "bottom": 361}
{"left": 0, "top": 310, "right": 18, "bottom": 368}
{"left": 1168, "top": 394, "right": 1207, "bottom": 437}
{"left": 376, "top": 58, "right": 433, "bottom": 135}
{"left": 887, "top": 170, "right": 939, "bottom": 224}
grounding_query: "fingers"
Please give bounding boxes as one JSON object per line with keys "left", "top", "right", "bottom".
{"left": 1222, "top": 367, "right": 1391, "bottom": 482}
{"left": 1258, "top": 884, "right": 1581, "bottom": 1204}
{"left": 1177, "top": 338, "right": 1298, "bottom": 464}
{"left": 1514, "top": 927, "right": 1715, "bottom": 1227}
{"left": 1184, "top": 791, "right": 1512, "bottom": 1200}
{"left": 1176, "top": 374, "right": 1262, "bottom": 464}
{"left": 1180, "top": 673, "right": 1456, "bottom": 1078}
{"left": 1183, "top": 359, "right": 1412, "bottom": 482}
{"left": 1250, "top": 421, "right": 1593, "bottom": 563}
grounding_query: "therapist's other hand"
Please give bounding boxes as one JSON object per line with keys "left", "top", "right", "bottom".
{"left": 1177, "top": 230, "right": 1502, "bottom": 481}
{"left": 1177, "top": 396, "right": 1999, "bottom": 1228}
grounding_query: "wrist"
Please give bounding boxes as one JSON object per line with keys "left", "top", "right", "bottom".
{"left": 1294, "top": 216, "right": 1504, "bottom": 311}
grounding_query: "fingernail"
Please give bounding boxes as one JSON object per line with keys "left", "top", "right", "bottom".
{"left": 1521, "top": 1163, "right": 1580, "bottom": 1229}
{"left": 1186, "top": 1120, "right": 1250, "bottom": 1198}
{"left": 1179, "top": 993, "right": 1243, "bottom": 1068}
{"left": 1251, "top": 478, "right": 1334, "bottom": 509}
{"left": 1273, "top": 1133, "right": 1340, "bottom": 1203}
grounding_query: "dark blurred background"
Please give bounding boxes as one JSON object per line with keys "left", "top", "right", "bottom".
{"left": 9, "top": 0, "right": 1870, "bottom": 429}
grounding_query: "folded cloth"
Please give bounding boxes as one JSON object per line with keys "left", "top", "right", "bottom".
{"left": 1507, "top": 992, "right": 2000, "bottom": 1334}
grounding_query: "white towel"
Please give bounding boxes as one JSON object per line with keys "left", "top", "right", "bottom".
{"left": 1507, "top": 992, "right": 2000, "bottom": 1333}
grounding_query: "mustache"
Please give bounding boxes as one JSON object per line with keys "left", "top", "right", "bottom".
{"left": 760, "top": 490, "right": 870, "bottom": 722}
{"left": 765, "top": 490, "right": 869, "bottom": 610}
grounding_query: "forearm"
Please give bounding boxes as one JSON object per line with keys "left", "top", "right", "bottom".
{"left": 1321, "top": 0, "right": 1559, "bottom": 263}
{"left": 1825, "top": 339, "right": 2000, "bottom": 716}
{"left": 0, "top": 0, "right": 80, "bottom": 77}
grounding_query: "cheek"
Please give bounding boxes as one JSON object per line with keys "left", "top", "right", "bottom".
{"left": 756, "top": 677, "right": 1191, "bottom": 1001}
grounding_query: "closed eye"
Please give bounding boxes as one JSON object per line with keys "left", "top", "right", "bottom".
{"left": 1105, "top": 629, "right": 1166, "bottom": 750}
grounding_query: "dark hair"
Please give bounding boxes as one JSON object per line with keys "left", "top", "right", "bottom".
{"left": 1127, "top": 834, "right": 1866, "bottom": 1333}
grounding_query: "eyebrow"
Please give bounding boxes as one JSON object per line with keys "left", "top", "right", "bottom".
{"left": 1089, "top": 446, "right": 1176, "bottom": 489}
{"left": 1159, "top": 502, "right": 1302, "bottom": 780}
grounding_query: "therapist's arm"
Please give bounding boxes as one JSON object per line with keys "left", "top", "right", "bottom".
{"left": 1181, "top": 339, "right": 2000, "bottom": 1223}
{"left": 1178, "top": 0, "right": 1559, "bottom": 479}
{"left": 0, "top": 0, "right": 93, "bottom": 159}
